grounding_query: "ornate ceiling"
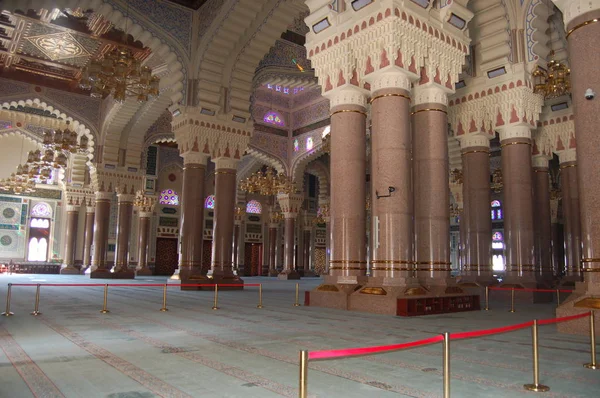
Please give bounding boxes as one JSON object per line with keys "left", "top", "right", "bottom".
{"left": 165, "top": 0, "right": 211, "bottom": 10}
{"left": 0, "top": 9, "right": 150, "bottom": 93}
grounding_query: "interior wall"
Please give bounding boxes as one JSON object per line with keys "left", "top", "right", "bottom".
{"left": 0, "top": 134, "right": 39, "bottom": 179}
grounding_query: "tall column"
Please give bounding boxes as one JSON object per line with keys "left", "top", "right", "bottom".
{"left": 559, "top": 149, "right": 582, "bottom": 283}
{"left": 81, "top": 201, "right": 94, "bottom": 273}
{"left": 60, "top": 200, "right": 80, "bottom": 274}
{"left": 136, "top": 211, "right": 152, "bottom": 276}
{"left": 90, "top": 191, "right": 113, "bottom": 278}
{"left": 210, "top": 157, "right": 242, "bottom": 283}
{"left": 459, "top": 135, "right": 493, "bottom": 284}
{"left": 268, "top": 222, "right": 278, "bottom": 276}
{"left": 111, "top": 190, "right": 135, "bottom": 278}
{"left": 177, "top": 152, "right": 207, "bottom": 281}
{"left": 498, "top": 125, "right": 536, "bottom": 285}
{"left": 326, "top": 88, "right": 368, "bottom": 282}
{"left": 369, "top": 71, "right": 416, "bottom": 284}
{"left": 412, "top": 85, "right": 452, "bottom": 288}
{"left": 302, "top": 212, "right": 315, "bottom": 277}
{"left": 233, "top": 206, "right": 243, "bottom": 274}
{"left": 532, "top": 155, "right": 553, "bottom": 283}
{"left": 277, "top": 192, "right": 303, "bottom": 280}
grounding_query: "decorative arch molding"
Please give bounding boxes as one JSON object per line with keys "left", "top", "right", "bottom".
{"left": 158, "top": 161, "right": 183, "bottom": 177}
{"left": 245, "top": 145, "right": 287, "bottom": 175}
{"left": 524, "top": 0, "right": 554, "bottom": 64}
{"left": 194, "top": 0, "right": 307, "bottom": 118}
{"left": 305, "top": 159, "right": 329, "bottom": 199}
{"left": 468, "top": 0, "right": 513, "bottom": 71}
{"left": 290, "top": 140, "right": 328, "bottom": 190}
{"left": 0, "top": 98, "right": 96, "bottom": 161}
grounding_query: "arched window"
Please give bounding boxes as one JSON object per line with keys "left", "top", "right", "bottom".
{"left": 491, "top": 200, "right": 501, "bottom": 208}
{"left": 293, "top": 139, "right": 299, "bottom": 152}
{"left": 493, "top": 232, "right": 503, "bottom": 241}
{"left": 205, "top": 195, "right": 215, "bottom": 209}
{"left": 30, "top": 202, "right": 52, "bottom": 218}
{"left": 306, "top": 137, "right": 314, "bottom": 151}
{"left": 246, "top": 200, "right": 262, "bottom": 214}
{"left": 159, "top": 189, "right": 180, "bottom": 206}
{"left": 30, "top": 218, "right": 50, "bottom": 229}
{"left": 263, "top": 111, "right": 285, "bottom": 127}
{"left": 491, "top": 200, "right": 502, "bottom": 220}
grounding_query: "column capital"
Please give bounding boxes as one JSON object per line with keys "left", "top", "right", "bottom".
{"left": 212, "top": 157, "right": 239, "bottom": 170}
{"left": 181, "top": 151, "right": 209, "bottom": 166}
{"left": 269, "top": 222, "right": 279, "bottom": 229}
{"left": 458, "top": 134, "right": 490, "bottom": 150}
{"left": 532, "top": 155, "right": 551, "bottom": 169}
{"left": 558, "top": 148, "right": 577, "bottom": 164}
{"left": 553, "top": 0, "right": 600, "bottom": 27}
{"left": 325, "top": 86, "right": 368, "bottom": 108}
{"left": 95, "top": 191, "right": 113, "bottom": 201}
{"left": 139, "top": 211, "right": 153, "bottom": 218}
{"left": 85, "top": 205, "right": 95, "bottom": 214}
{"left": 66, "top": 204, "right": 79, "bottom": 213}
{"left": 498, "top": 125, "right": 531, "bottom": 141}
{"left": 412, "top": 84, "right": 449, "bottom": 106}
{"left": 277, "top": 192, "right": 304, "bottom": 217}
{"left": 367, "top": 69, "right": 413, "bottom": 92}
{"left": 117, "top": 193, "right": 135, "bottom": 203}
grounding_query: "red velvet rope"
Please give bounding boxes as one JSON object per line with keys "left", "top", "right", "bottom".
{"left": 9, "top": 283, "right": 260, "bottom": 287}
{"left": 308, "top": 335, "right": 444, "bottom": 360}
{"left": 488, "top": 287, "right": 573, "bottom": 293}
{"left": 537, "top": 311, "right": 591, "bottom": 325}
{"left": 450, "top": 321, "right": 534, "bottom": 340}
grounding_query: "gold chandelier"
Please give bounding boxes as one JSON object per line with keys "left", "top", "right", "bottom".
{"left": 313, "top": 204, "right": 329, "bottom": 225}
{"left": 134, "top": 191, "right": 155, "bottom": 212}
{"left": 491, "top": 168, "right": 503, "bottom": 193}
{"left": 239, "top": 167, "right": 294, "bottom": 196}
{"left": 533, "top": 51, "right": 571, "bottom": 99}
{"left": 79, "top": 46, "right": 159, "bottom": 103}
{"left": 450, "top": 168, "right": 463, "bottom": 184}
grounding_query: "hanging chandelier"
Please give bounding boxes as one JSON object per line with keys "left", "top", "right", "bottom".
{"left": 239, "top": 167, "right": 294, "bottom": 196}
{"left": 79, "top": 46, "right": 159, "bottom": 103}
{"left": 134, "top": 191, "right": 155, "bottom": 212}
{"left": 532, "top": 52, "right": 571, "bottom": 99}
{"left": 313, "top": 204, "right": 329, "bottom": 225}
{"left": 449, "top": 203, "right": 460, "bottom": 217}
{"left": 491, "top": 168, "right": 503, "bottom": 193}
{"left": 450, "top": 168, "right": 463, "bottom": 184}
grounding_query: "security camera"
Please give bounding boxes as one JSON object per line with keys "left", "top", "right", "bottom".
{"left": 585, "top": 88, "right": 596, "bottom": 100}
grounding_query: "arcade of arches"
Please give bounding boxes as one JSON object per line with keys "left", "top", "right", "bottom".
{"left": 0, "top": 0, "right": 599, "bottom": 332}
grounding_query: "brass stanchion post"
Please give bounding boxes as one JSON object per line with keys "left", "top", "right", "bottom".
{"left": 100, "top": 284, "right": 110, "bottom": 314}
{"left": 556, "top": 289, "right": 560, "bottom": 307}
{"left": 524, "top": 320, "right": 550, "bottom": 391}
{"left": 257, "top": 284, "right": 263, "bottom": 309}
{"left": 160, "top": 284, "right": 168, "bottom": 312}
{"left": 298, "top": 350, "right": 308, "bottom": 398}
{"left": 212, "top": 284, "right": 219, "bottom": 310}
{"left": 485, "top": 286, "right": 489, "bottom": 311}
{"left": 2, "top": 283, "right": 14, "bottom": 316}
{"left": 443, "top": 332, "right": 450, "bottom": 398}
{"left": 509, "top": 287, "right": 516, "bottom": 313}
{"left": 294, "top": 283, "right": 301, "bottom": 307}
{"left": 31, "top": 284, "right": 41, "bottom": 316}
{"left": 584, "top": 311, "right": 598, "bottom": 369}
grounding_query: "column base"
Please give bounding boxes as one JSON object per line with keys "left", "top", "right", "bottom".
{"left": 556, "top": 280, "right": 600, "bottom": 335}
{"left": 277, "top": 270, "right": 301, "bottom": 280}
{"left": 268, "top": 269, "right": 279, "bottom": 277}
{"left": 208, "top": 275, "right": 245, "bottom": 290}
{"left": 559, "top": 275, "right": 583, "bottom": 288}
{"left": 136, "top": 268, "right": 153, "bottom": 276}
{"left": 300, "top": 270, "right": 318, "bottom": 278}
{"left": 60, "top": 265, "right": 80, "bottom": 275}
{"left": 80, "top": 265, "right": 91, "bottom": 275}
{"left": 111, "top": 270, "right": 136, "bottom": 279}
{"left": 90, "top": 268, "right": 112, "bottom": 279}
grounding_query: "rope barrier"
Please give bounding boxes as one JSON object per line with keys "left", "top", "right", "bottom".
{"left": 450, "top": 321, "right": 534, "bottom": 340}
{"left": 537, "top": 311, "right": 591, "bottom": 325}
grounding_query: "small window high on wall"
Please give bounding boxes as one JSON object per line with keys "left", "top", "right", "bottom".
{"left": 159, "top": 189, "right": 180, "bottom": 206}
{"left": 263, "top": 111, "right": 284, "bottom": 127}
{"left": 205, "top": 195, "right": 215, "bottom": 209}
{"left": 246, "top": 200, "right": 262, "bottom": 214}
{"left": 491, "top": 200, "right": 502, "bottom": 220}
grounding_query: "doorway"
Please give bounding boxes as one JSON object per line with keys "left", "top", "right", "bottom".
{"left": 154, "top": 238, "right": 178, "bottom": 275}
{"left": 244, "top": 243, "right": 263, "bottom": 276}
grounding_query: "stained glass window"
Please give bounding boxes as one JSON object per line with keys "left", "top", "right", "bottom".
{"left": 246, "top": 200, "right": 262, "bottom": 214}
{"left": 263, "top": 111, "right": 284, "bottom": 126}
{"left": 306, "top": 137, "right": 314, "bottom": 151}
{"left": 497, "top": 209, "right": 502, "bottom": 220}
{"left": 493, "top": 231, "right": 503, "bottom": 241}
{"left": 491, "top": 210, "right": 496, "bottom": 220}
{"left": 294, "top": 139, "right": 299, "bottom": 152}
{"left": 159, "top": 189, "right": 179, "bottom": 206}
{"left": 491, "top": 200, "right": 501, "bottom": 208}
{"left": 30, "top": 218, "right": 50, "bottom": 229}
{"left": 205, "top": 195, "right": 215, "bottom": 209}
{"left": 30, "top": 202, "right": 52, "bottom": 218}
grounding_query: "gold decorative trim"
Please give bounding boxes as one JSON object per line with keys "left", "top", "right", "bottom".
{"left": 574, "top": 298, "right": 600, "bottom": 309}
{"left": 415, "top": 268, "right": 452, "bottom": 271}
{"left": 533, "top": 169, "right": 549, "bottom": 173}
{"left": 371, "top": 267, "right": 414, "bottom": 271}
{"left": 581, "top": 258, "right": 600, "bottom": 263}
{"left": 369, "top": 93, "right": 410, "bottom": 103}
{"left": 461, "top": 150, "right": 489, "bottom": 156}
{"left": 329, "top": 260, "right": 367, "bottom": 264}
{"left": 316, "top": 284, "right": 339, "bottom": 292}
{"left": 371, "top": 260, "right": 414, "bottom": 264}
{"left": 330, "top": 109, "right": 367, "bottom": 117}
{"left": 214, "top": 170, "right": 236, "bottom": 175}
{"left": 566, "top": 18, "right": 599, "bottom": 39}
{"left": 410, "top": 108, "right": 447, "bottom": 115}
{"left": 359, "top": 287, "right": 387, "bottom": 295}
{"left": 416, "top": 261, "right": 452, "bottom": 265}
{"left": 404, "top": 287, "right": 428, "bottom": 296}
{"left": 329, "top": 266, "right": 365, "bottom": 270}
{"left": 500, "top": 141, "right": 531, "bottom": 148}
{"left": 183, "top": 165, "right": 206, "bottom": 170}
{"left": 581, "top": 268, "right": 600, "bottom": 272}
{"left": 560, "top": 164, "right": 577, "bottom": 169}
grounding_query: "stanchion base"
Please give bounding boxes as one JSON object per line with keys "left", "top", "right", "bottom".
{"left": 509, "top": 310, "right": 516, "bottom": 313}
{"left": 583, "top": 363, "right": 598, "bottom": 370}
{"left": 293, "top": 303, "right": 301, "bottom": 307}
{"left": 100, "top": 310, "right": 110, "bottom": 314}
{"left": 2, "top": 312, "right": 13, "bottom": 316}
{"left": 30, "top": 311, "right": 41, "bottom": 316}
{"left": 524, "top": 384, "right": 550, "bottom": 392}
{"left": 212, "top": 307, "right": 219, "bottom": 310}
{"left": 159, "top": 308, "right": 169, "bottom": 312}
{"left": 257, "top": 305, "right": 263, "bottom": 309}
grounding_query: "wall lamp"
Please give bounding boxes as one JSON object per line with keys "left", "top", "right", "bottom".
{"left": 376, "top": 186, "right": 396, "bottom": 199}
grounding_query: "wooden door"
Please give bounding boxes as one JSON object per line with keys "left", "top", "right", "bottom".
{"left": 154, "top": 238, "right": 178, "bottom": 275}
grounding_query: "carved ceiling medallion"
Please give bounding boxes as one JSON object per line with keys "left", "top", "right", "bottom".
{"left": 26, "top": 32, "right": 90, "bottom": 61}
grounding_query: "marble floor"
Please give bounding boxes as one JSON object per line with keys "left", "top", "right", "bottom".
{"left": 0, "top": 273, "right": 597, "bottom": 398}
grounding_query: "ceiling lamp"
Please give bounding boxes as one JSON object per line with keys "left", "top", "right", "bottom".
{"left": 532, "top": 52, "right": 571, "bottom": 99}
{"left": 79, "top": 46, "right": 159, "bottom": 103}
{"left": 239, "top": 167, "right": 294, "bottom": 196}
{"left": 491, "top": 169, "right": 503, "bottom": 193}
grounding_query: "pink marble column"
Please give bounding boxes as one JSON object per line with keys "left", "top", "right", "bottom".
{"left": 532, "top": 156, "right": 553, "bottom": 281}
{"left": 90, "top": 191, "right": 113, "bottom": 278}
{"left": 210, "top": 158, "right": 242, "bottom": 282}
{"left": 369, "top": 72, "right": 415, "bottom": 282}
{"left": 232, "top": 223, "right": 240, "bottom": 272}
{"left": 81, "top": 203, "right": 94, "bottom": 273}
{"left": 136, "top": 212, "right": 152, "bottom": 276}
{"left": 268, "top": 224, "right": 278, "bottom": 276}
{"left": 499, "top": 126, "right": 535, "bottom": 284}
{"left": 458, "top": 209, "right": 466, "bottom": 272}
{"left": 279, "top": 215, "right": 300, "bottom": 279}
{"left": 412, "top": 86, "right": 451, "bottom": 286}
{"left": 303, "top": 229, "right": 311, "bottom": 273}
{"left": 328, "top": 89, "right": 368, "bottom": 280}
{"left": 459, "top": 136, "right": 493, "bottom": 283}
{"left": 111, "top": 192, "right": 135, "bottom": 278}
{"left": 178, "top": 153, "right": 207, "bottom": 280}
{"left": 61, "top": 202, "right": 80, "bottom": 274}
{"left": 560, "top": 153, "right": 582, "bottom": 282}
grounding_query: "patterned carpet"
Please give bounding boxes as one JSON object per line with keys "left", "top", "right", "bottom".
{"left": 0, "top": 274, "right": 597, "bottom": 397}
